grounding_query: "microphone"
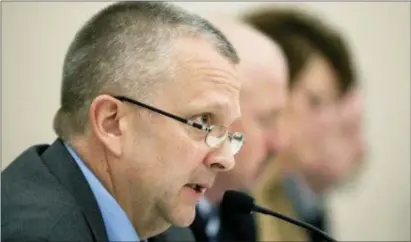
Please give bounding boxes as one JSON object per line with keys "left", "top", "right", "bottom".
{"left": 221, "top": 190, "right": 337, "bottom": 242}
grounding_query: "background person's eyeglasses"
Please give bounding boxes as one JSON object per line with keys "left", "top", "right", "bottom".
{"left": 114, "top": 95, "right": 244, "bottom": 155}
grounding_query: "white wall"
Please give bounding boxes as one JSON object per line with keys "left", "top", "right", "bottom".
{"left": 2, "top": 2, "right": 410, "bottom": 241}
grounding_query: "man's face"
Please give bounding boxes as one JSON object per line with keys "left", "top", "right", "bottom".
{"left": 281, "top": 55, "right": 343, "bottom": 190}
{"left": 116, "top": 38, "right": 241, "bottom": 235}
{"left": 283, "top": 55, "right": 364, "bottom": 192}
{"left": 214, "top": 41, "right": 288, "bottom": 193}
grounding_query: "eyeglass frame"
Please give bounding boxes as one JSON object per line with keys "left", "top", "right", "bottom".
{"left": 113, "top": 95, "right": 244, "bottom": 155}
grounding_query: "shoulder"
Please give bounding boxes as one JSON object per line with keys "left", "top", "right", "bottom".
{"left": 1, "top": 144, "right": 93, "bottom": 241}
{"left": 2, "top": 143, "right": 76, "bottom": 216}
{"left": 153, "top": 226, "right": 195, "bottom": 242}
{"left": 1, "top": 202, "right": 92, "bottom": 242}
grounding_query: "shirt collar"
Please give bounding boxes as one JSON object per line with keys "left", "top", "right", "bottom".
{"left": 65, "top": 143, "right": 140, "bottom": 242}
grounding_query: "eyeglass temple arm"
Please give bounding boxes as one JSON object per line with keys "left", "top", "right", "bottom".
{"left": 114, "top": 96, "right": 205, "bottom": 131}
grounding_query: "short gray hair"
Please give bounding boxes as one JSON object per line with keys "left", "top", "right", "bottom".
{"left": 53, "top": 1, "right": 239, "bottom": 141}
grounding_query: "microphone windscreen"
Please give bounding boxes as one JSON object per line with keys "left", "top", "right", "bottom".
{"left": 221, "top": 190, "right": 255, "bottom": 214}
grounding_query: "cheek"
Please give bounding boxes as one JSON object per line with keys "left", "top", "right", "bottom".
{"left": 290, "top": 94, "right": 312, "bottom": 117}
{"left": 156, "top": 129, "right": 208, "bottom": 188}
{"left": 124, "top": 116, "right": 208, "bottom": 187}
{"left": 166, "top": 140, "right": 202, "bottom": 174}
{"left": 235, "top": 126, "right": 266, "bottom": 173}
{"left": 121, "top": 121, "right": 181, "bottom": 186}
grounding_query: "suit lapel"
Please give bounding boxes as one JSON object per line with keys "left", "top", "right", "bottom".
{"left": 41, "top": 139, "right": 109, "bottom": 242}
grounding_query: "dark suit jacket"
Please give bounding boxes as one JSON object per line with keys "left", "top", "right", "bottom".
{"left": 190, "top": 205, "right": 257, "bottom": 242}
{"left": 2, "top": 139, "right": 196, "bottom": 242}
{"left": 152, "top": 227, "right": 196, "bottom": 242}
{"left": 2, "top": 139, "right": 109, "bottom": 241}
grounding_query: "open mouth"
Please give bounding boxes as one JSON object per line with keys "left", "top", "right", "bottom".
{"left": 185, "top": 183, "right": 206, "bottom": 193}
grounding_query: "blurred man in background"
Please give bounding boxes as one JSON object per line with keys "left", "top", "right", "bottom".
{"left": 190, "top": 15, "right": 289, "bottom": 242}
{"left": 243, "top": 7, "right": 366, "bottom": 241}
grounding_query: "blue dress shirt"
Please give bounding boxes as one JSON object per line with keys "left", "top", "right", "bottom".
{"left": 197, "top": 196, "right": 220, "bottom": 242}
{"left": 65, "top": 143, "right": 140, "bottom": 242}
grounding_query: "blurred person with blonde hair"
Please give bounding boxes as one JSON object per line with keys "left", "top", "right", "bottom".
{"left": 242, "top": 7, "right": 365, "bottom": 242}
{"left": 189, "top": 15, "right": 289, "bottom": 242}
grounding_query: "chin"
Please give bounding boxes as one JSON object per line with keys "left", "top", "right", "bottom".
{"left": 167, "top": 203, "right": 196, "bottom": 227}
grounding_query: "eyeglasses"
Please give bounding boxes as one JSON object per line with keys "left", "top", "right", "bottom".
{"left": 114, "top": 95, "right": 244, "bottom": 155}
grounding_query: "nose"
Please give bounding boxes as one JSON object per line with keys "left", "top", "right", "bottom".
{"left": 204, "top": 140, "right": 235, "bottom": 172}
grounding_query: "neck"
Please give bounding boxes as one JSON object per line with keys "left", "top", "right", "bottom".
{"left": 68, "top": 135, "right": 171, "bottom": 239}
{"left": 136, "top": 217, "right": 170, "bottom": 239}
{"left": 69, "top": 135, "right": 115, "bottom": 196}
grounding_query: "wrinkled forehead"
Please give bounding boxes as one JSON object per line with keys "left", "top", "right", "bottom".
{"left": 161, "top": 37, "right": 242, "bottom": 124}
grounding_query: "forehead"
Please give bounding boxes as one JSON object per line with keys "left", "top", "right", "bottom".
{"left": 240, "top": 38, "right": 288, "bottom": 115}
{"left": 296, "top": 56, "right": 339, "bottom": 99}
{"left": 159, "top": 37, "right": 242, "bottom": 123}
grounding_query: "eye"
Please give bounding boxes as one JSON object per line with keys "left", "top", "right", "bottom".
{"left": 308, "top": 94, "right": 323, "bottom": 110}
{"left": 258, "top": 118, "right": 268, "bottom": 129}
{"left": 191, "top": 113, "right": 212, "bottom": 127}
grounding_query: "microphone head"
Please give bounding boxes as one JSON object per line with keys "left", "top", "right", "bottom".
{"left": 221, "top": 190, "right": 255, "bottom": 214}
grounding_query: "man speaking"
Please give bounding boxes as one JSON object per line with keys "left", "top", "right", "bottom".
{"left": 1, "top": 2, "right": 244, "bottom": 241}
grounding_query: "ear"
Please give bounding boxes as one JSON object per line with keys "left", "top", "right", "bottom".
{"left": 89, "top": 94, "right": 125, "bottom": 157}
